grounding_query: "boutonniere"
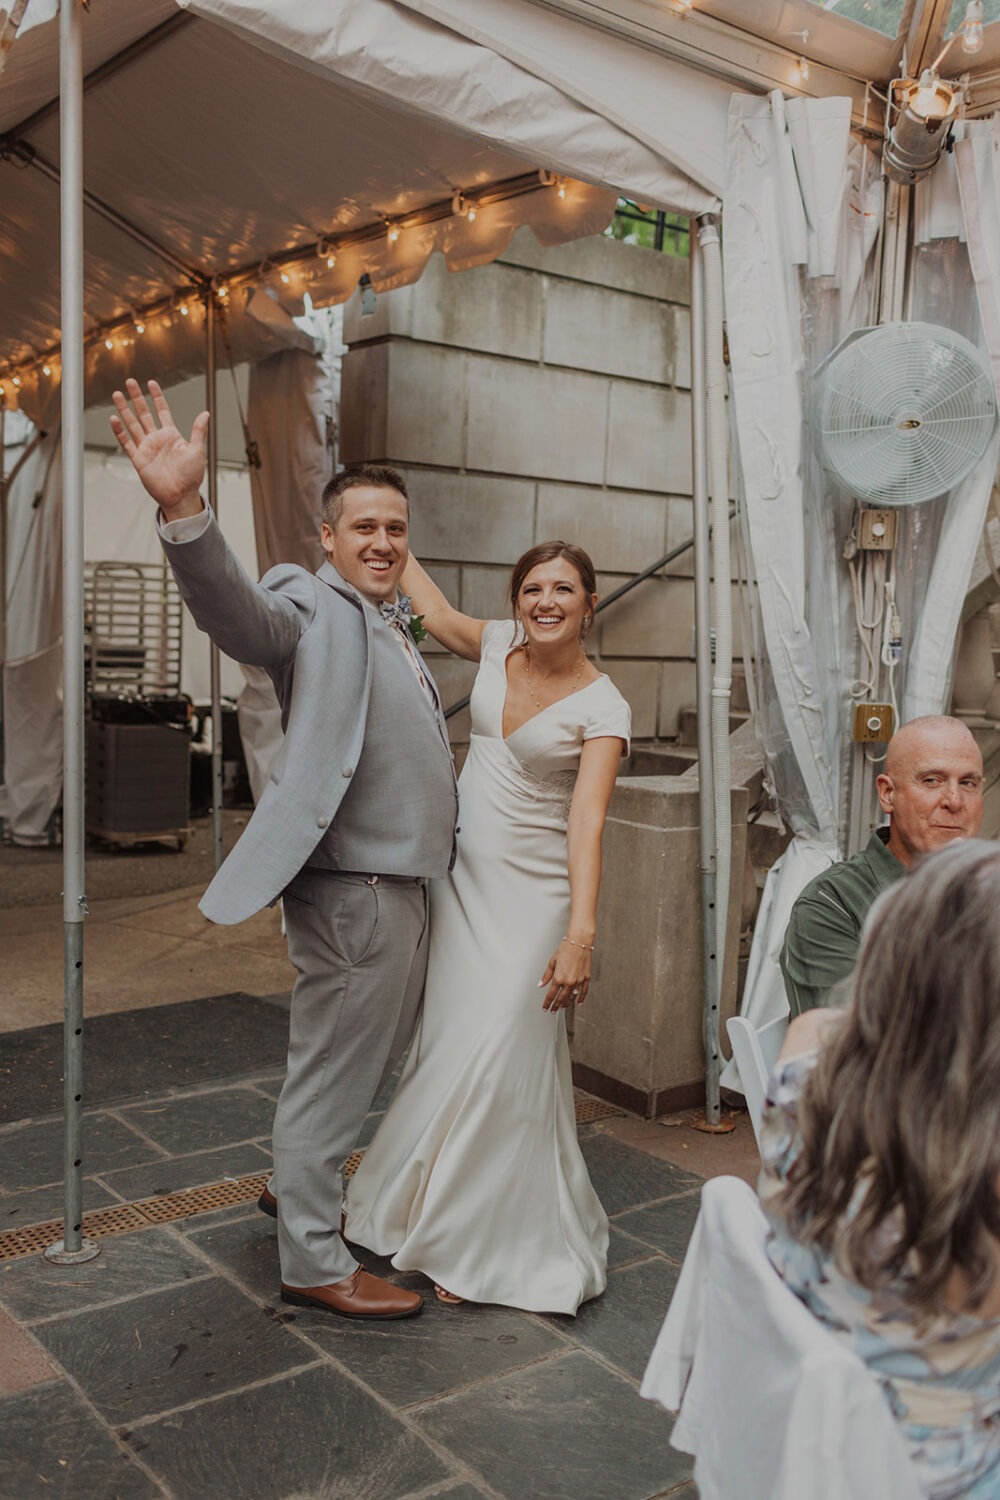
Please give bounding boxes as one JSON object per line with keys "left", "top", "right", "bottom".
{"left": 408, "top": 614, "right": 427, "bottom": 646}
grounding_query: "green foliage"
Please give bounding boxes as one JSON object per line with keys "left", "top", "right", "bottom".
{"left": 605, "top": 200, "right": 690, "bottom": 258}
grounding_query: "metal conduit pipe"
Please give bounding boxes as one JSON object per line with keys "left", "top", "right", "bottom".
{"left": 698, "top": 214, "right": 732, "bottom": 1127}
{"left": 205, "top": 295, "right": 224, "bottom": 871}
{"left": 47, "top": 0, "right": 98, "bottom": 1267}
{"left": 690, "top": 222, "right": 720, "bottom": 1126}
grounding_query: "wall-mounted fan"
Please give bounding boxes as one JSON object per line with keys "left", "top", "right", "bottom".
{"left": 816, "top": 322, "right": 998, "bottom": 505}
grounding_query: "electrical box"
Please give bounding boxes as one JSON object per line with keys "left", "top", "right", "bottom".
{"left": 857, "top": 509, "right": 899, "bottom": 551}
{"left": 853, "top": 703, "right": 895, "bottom": 743}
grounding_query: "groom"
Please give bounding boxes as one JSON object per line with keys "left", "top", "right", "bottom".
{"left": 110, "top": 378, "right": 458, "bottom": 1319}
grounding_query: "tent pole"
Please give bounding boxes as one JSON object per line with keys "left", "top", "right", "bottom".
{"left": 205, "top": 293, "right": 224, "bottom": 871}
{"left": 690, "top": 221, "right": 720, "bottom": 1124}
{"left": 46, "top": 0, "right": 98, "bottom": 1267}
{"left": 0, "top": 394, "right": 6, "bottom": 827}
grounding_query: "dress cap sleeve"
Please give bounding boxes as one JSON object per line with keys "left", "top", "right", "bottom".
{"left": 481, "top": 618, "right": 521, "bottom": 657}
{"left": 584, "top": 682, "right": 631, "bottom": 753}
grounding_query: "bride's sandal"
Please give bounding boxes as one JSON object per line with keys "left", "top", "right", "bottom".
{"left": 434, "top": 1284, "right": 465, "bottom": 1306}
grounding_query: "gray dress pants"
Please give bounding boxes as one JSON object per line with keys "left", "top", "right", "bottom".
{"left": 272, "top": 868, "right": 430, "bottom": 1286}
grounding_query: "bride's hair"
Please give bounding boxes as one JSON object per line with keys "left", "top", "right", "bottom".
{"left": 508, "top": 541, "right": 598, "bottom": 636}
{"left": 774, "top": 838, "right": 1000, "bottom": 1320}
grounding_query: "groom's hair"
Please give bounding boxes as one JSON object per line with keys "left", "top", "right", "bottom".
{"left": 321, "top": 464, "right": 409, "bottom": 528}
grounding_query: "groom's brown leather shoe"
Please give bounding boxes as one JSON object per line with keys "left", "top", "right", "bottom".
{"left": 281, "top": 1269, "right": 423, "bottom": 1320}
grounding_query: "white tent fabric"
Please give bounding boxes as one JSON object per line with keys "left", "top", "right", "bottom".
{"left": 3, "top": 427, "right": 62, "bottom": 842}
{"left": 0, "top": 0, "right": 618, "bottom": 413}
{"left": 182, "top": 0, "right": 728, "bottom": 215}
{"left": 727, "top": 106, "right": 1000, "bottom": 1060}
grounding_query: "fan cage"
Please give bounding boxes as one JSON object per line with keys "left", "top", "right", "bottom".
{"left": 818, "top": 323, "right": 997, "bottom": 506}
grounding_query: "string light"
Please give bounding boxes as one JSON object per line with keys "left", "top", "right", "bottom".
{"left": 798, "top": 56, "right": 810, "bottom": 81}
{"left": 962, "top": 0, "right": 984, "bottom": 54}
{"left": 451, "top": 191, "right": 477, "bottom": 222}
{"left": 2, "top": 168, "right": 583, "bottom": 396}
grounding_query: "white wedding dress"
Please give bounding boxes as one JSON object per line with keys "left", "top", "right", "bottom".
{"left": 345, "top": 620, "right": 631, "bottom": 1314}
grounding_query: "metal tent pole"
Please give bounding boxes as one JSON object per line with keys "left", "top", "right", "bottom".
{"left": 690, "top": 221, "right": 720, "bottom": 1122}
{"left": 205, "top": 293, "right": 223, "bottom": 871}
{"left": 46, "top": 0, "right": 98, "bottom": 1267}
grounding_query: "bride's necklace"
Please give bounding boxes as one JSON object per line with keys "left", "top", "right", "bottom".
{"left": 523, "top": 646, "right": 585, "bottom": 713}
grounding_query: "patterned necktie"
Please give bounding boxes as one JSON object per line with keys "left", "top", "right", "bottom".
{"left": 378, "top": 597, "right": 431, "bottom": 697}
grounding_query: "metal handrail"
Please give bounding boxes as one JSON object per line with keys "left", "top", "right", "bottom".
{"left": 442, "top": 506, "right": 736, "bottom": 720}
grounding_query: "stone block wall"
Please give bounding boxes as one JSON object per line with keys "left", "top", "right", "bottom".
{"left": 339, "top": 226, "right": 739, "bottom": 746}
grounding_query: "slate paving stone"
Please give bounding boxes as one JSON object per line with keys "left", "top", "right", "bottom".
{"left": 411, "top": 1348, "right": 691, "bottom": 1500}
{"left": 124, "top": 1361, "right": 449, "bottom": 1499}
{"left": 580, "top": 1135, "right": 701, "bottom": 1216}
{"left": 1, "top": 1176, "right": 121, "bottom": 1231}
{"left": 0, "top": 1112, "right": 166, "bottom": 1192}
{"left": 33, "top": 1273, "right": 310, "bottom": 1425}
{"left": 608, "top": 1222, "right": 658, "bottom": 1270}
{"left": 0, "top": 994, "right": 291, "bottom": 1124}
{"left": 186, "top": 1209, "right": 280, "bottom": 1300}
{"left": 118, "top": 1086, "right": 276, "bottom": 1156}
{"left": 0, "top": 1383, "right": 162, "bottom": 1500}
{"left": 95, "top": 1141, "right": 271, "bottom": 1203}
{"left": 559, "top": 1256, "right": 679, "bottom": 1383}
{"left": 613, "top": 1193, "right": 701, "bottom": 1264}
{"left": 418, "top": 1486, "right": 491, "bottom": 1500}
{"left": 0, "top": 1226, "right": 207, "bottom": 1322}
{"left": 302, "top": 1294, "right": 566, "bottom": 1408}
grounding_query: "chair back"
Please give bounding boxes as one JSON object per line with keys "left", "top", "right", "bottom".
{"left": 641, "top": 1176, "right": 921, "bottom": 1500}
{"left": 726, "top": 1013, "right": 787, "bottom": 1149}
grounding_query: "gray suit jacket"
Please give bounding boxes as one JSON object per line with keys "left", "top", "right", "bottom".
{"left": 162, "top": 511, "right": 455, "bottom": 925}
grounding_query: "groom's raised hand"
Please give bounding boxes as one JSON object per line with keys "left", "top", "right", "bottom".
{"left": 110, "top": 377, "right": 209, "bottom": 521}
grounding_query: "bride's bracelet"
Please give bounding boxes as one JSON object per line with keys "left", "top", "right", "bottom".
{"left": 562, "top": 935, "right": 595, "bottom": 951}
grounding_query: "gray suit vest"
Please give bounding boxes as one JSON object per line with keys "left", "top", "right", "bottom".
{"left": 307, "top": 610, "right": 457, "bottom": 878}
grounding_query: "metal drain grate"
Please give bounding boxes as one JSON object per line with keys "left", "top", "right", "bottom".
{"left": 1, "top": 1103, "right": 619, "bottom": 1261}
{"left": 574, "top": 1096, "right": 626, "bottom": 1124}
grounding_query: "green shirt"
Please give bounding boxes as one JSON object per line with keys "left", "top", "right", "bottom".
{"left": 779, "top": 828, "right": 905, "bottom": 1016}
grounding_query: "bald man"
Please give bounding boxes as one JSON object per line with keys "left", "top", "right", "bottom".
{"left": 780, "top": 716, "right": 985, "bottom": 1015}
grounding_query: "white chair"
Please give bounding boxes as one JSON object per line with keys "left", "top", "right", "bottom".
{"left": 641, "top": 1176, "right": 921, "bottom": 1500}
{"left": 726, "top": 1013, "right": 788, "bottom": 1150}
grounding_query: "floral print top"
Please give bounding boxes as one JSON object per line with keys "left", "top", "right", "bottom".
{"left": 759, "top": 1051, "right": 1000, "bottom": 1499}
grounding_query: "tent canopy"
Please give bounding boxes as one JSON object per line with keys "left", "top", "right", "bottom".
{"left": 0, "top": 0, "right": 743, "bottom": 425}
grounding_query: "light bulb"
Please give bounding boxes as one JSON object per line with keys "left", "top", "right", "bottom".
{"left": 135, "top": 320, "right": 145, "bottom": 334}
{"left": 105, "top": 337, "right": 113, "bottom": 349}
{"left": 467, "top": 207, "right": 477, "bottom": 222}
{"left": 280, "top": 271, "right": 290, "bottom": 284}
{"left": 326, "top": 254, "right": 336, "bottom": 268}
{"left": 911, "top": 69, "right": 953, "bottom": 120}
{"left": 557, "top": 180, "right": 566, "bottom": 199}
{"left": 43, "top": 364, "right": 51, "bottom": 376}
{"left": 963, "top": 0, "right": 985, "bottom": 53}
{"left": 179, "top": 302, "right": 189, "bottom": 316}
{"left": 387, "top": 225, "right": 400, "bottom": 243}
{"left": 798, "top": 55, "right": 810, "bottom": 82}
{"left": 12, "top": 375, "right": 21, "bottom": 388}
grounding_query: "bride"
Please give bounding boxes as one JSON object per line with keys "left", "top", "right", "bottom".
{"left": 345, "top": 539, "right": 630, "bottom": 1315}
